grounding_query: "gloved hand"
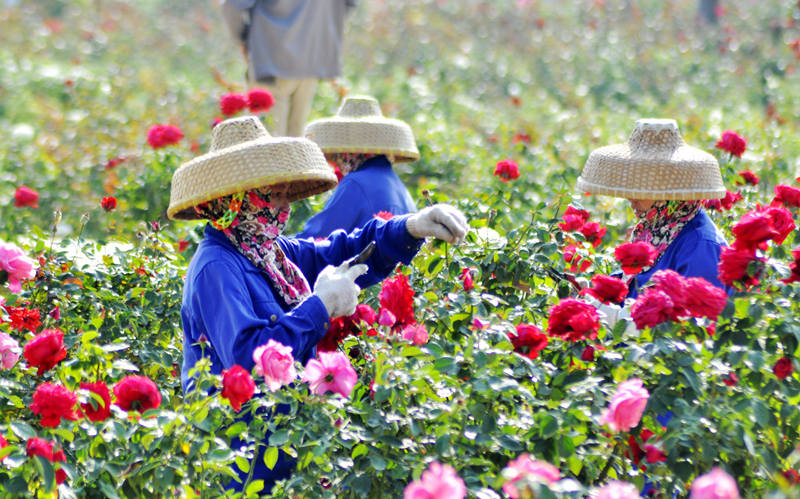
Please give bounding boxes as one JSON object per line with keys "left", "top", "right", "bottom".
{"left": 313, "top": 263, "right": 368, "bottom": 318}
{"left": 405, "top": 204, "right": 468, "bottom": 245}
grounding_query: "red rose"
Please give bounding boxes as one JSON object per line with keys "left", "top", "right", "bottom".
{"left": 493, "top": 159, "right": 520, "bottom": 182}
{"left": 627, "top": 429, "right": 655, "bottom": 469}
{"left": 100, "top": 196, "right": 117, "bottom": 212}
{"left": 512, "top": 133, "right": 531, "bottom": 144}
{"left": 782, "top": 248, "right": 800, "bottom": 284}
{"left": 113, "top": 375, "right": 161, "bottom": 412}
{"left": 782, "top": 469, "right": 800, "bottom": 485}
{"left": 508, "top": 323, "right": 549, "bottom": 359}
{"left": 630, "top": 288, "right": 675, "bottom": 330}
{"left": 559, "top": 206, "right": 589, "bottom": 232}
{"left": 221, "top": 365, "right": 255, "bottom": 412}
{"left": 762, "top": 205, "right": 795, "bottom": 245}
{"left": 4, "top": 305, "right": 42, "bottom": 332}
{"left": 105, "top": 157, "right": 126, "bottom": 170}
{"left": 722, "top": 372, "right": 738, "bottom": 386}
{"left": 564, "top": 244, "right": 591, "bottom": 273}
{"left": 581, "top": 345, "right": 595, "bottom": 362}
{"left": 247, "top": 88, "right": 275, "bottom": 113}
{"left": 23, "top": 328, "right": 67, "bottom": 376}
{"left": 703, "top": 191, "right": 741, "bottom": 212}
{"left": 644, "top": 444, "right": 667, "bottom": 464}
{"left": 585, "top": 275, "right": 628, "bottom": 305}
{"left": 177, "top": 239, "right": 191, "bottom": 252}
{"left": 579, "top": 221, "right": 606, "bottom": 248}
{"left": 460, "top": 268, "right": 475, "bottom": 291}
{"left": 219, "top": 93, "right": 247, "bottom": 116}
{"left": 715, "top": 130, "right": 746, "bottom": 157}
{"left": 650, "top": 270, "right": 689, "bottom": 319}
{"left": 14, "top": 186, "right": 39, "bottom": 208}
{"left": 547, "top": 299, "right": 600, "bottom": 342}
{"left": 379, "top": 272, "right": 415, "bottom": 329}
{"left": 772, "top": 184, "right": 800, "bottom": 208}
{"left": 718, "top": 246, "right": 762, "bottom": 288}
{"left": 738, "top": 170, "right": 759, "bottom": 186}
{"left": 30, "top": 382, "right": 79, "bottom": 427}
{"left": 146, "top": 124, "right": 183, "bottom": 149}
{"left": 731, "top": 210, "right": 779, "bottom": 251}
{"left": 773, "top": 357, "right": 794, "bottom": 379}
{"left": 26, "top": 437, "right": 67, "bottom": 484}
{"left": 614, "top": 242, "right": 657, "bottom": 275}
{"left": 80, "top": 381, "right": 112, "bottom": 422}
{"left": 684, "top": 277, "right": 728, "bottom": 321}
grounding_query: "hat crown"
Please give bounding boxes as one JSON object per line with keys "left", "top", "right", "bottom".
{"left": 337, "top": 96, "right": 383, "bottom": 119}
{"left": 210, "top": 116, "right": 270, "bottom": 152}
{"left": 628, "top": 119, "right": 683, "bottom": 153}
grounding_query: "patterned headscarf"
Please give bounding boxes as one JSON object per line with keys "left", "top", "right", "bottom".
{"left": 328, "top": 153, "right": 378, "bottom": 177}
{"left": 194, "top": 187, "right": 311, "bottom": 306}
{"left": 631, "top": 200, "right": 702, "bottom": 272}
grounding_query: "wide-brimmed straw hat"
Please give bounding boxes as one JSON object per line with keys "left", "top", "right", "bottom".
{"left": 167, "top": 116, "right": 337, "bottom": 220}
{"left": 303, "top": 96, "right": 420, "bottom": 162}
{"left": 577, "top": 119, "right": 725, "bottom": 200}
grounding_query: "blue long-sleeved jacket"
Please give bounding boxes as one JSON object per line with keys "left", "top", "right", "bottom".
{"left": 179, "top": 215, "right": 422, "bottom": 490}
{"left": 628, "top": 209, "right": 727, "bottom": 298}
{"left": 297, "top": 155, "right": 417, "bottom": 239}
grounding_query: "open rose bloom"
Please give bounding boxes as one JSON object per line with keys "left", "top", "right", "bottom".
{"left": 689, "top": 467, "right": 740, "bottom": 499}
{"left": 404, "top": 461, "right": 466, "bottom": 499}
{"left": 0, "top": 241, "right": 37, "bottom": 293}
{"left": 304, "top": 351, "right": 358, "bottom": 398}
{"left": 599, "top": 378, "right": 649, "bottom": 432}
{"left": 253, "top": 339, "right": 297, "bottom": 392}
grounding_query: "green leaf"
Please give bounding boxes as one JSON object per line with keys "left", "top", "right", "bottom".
{"left": 112, "top": 359, "right": 140, "bottom": 371}
{"left": 351, "top": 444, "right": 368, "bottom": 459}
{"left": 236, "top": 456, "right": 250, "bottom": 473}
{"left": 369, "top": 454, "right": 387, "bottom": 471}
{"left": 752, "top": 400, "right": 774, "bottom": 427}
{"left": 245, "top": 480, "right": 264, "bottom": 496}
{"left": 98, "top": 481, "right": 122, "bottom": 499}
{"left": 264, "top": 447, "right": 279, "bottom": 470}
{"left": 269, "top": 429, "right": 290, "bottom": 447}
{"left": 10, "top": 421, "right": 36, "bottom": 440}
{"left": 34, "top": 455, "right": 56, "bottom": 492}
{"left": 226, "top": 421, "right": 248, "bottom": 438}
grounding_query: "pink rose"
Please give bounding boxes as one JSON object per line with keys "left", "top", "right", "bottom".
{"left": 0, "top": 241, "right": 37, "bottom": 293}
{"left": 401, "top": 323, "right": 429, "bottom": 345}
{"left": 502, "top": 454, "right": 560, "bottom": 499}
{"left": 378, "top": 308, "right": 397, "bottom": 327}
{"left": 595, "top": 481, "right": 640, "bottom": 499}
{"left": 304, "top": 351, "right": 358, "bottom": 398}
{"left": 599, "top": 378, "right": 649, "bottom": 432}
{"left": 689, "top": 468, "right": 740, "bottom": 499}
{"left": 0, "top": 331, "right": 21, "bottom": 370}
{"left": 404, "top": 462, "right": 466, "bottom": 499}
{"left": 252, "top": 340, "right": 297, "bottom": 392}
{"left": 715, "top": 130, "right": 746, "bottom": 157}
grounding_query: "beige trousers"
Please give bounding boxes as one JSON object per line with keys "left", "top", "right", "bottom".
{"left": 251, "top": 77, "right": 318, "bottom": 137}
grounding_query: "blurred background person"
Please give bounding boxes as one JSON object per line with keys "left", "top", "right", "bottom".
{"left": 298, "top": 96, "right": 419, "bottom": 239}
{"left": 220, "top": 0, "right": 358, "bottom": 136}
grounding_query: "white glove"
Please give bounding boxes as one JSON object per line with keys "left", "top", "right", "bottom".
{"left": 405, "top": 204, "right": 468, "bottom": 245}
{"left": 587, "top": 296, "right": 637, "bottom": 334}
{"left": 313, "top": 263, "right": 368, "bottom": 318}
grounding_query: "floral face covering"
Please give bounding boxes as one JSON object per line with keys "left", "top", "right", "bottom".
{"left": 328, "top": 153, "right": 377, "bottom": 176}
{"left": 194, "top": 187, "right": 311, "bottom": 306}
{"left": 630, "top": 200, "right": 701, "bottom": 272}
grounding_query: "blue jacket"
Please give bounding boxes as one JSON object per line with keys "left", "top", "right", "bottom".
{"left": 628, "top": 209, "right": 727, "bottom": 298}
{"left": 180, "top": 216, "right": 422, "bottom": 490}
{"left": 297, "top": 155, "right": 417, "bottom": 239}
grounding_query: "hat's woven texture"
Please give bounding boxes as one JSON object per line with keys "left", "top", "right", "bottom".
{"left": 168, "top": 116, "right": 336, "bottom": 220}
{"left": 304, "top": 96, "right": 420, "bottom": 162}
{"left": 577, "top": 119, "right": 725, "bottom": 200}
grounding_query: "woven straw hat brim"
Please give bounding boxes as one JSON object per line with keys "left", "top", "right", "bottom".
{"left": 168, "top": 136, "right": 337, "bottom": 220}
{"left": 577, "top": 143, "right": 725, "bottom": 200}
{"left": 304, "top": 117, "right": 420, "bottom": 162}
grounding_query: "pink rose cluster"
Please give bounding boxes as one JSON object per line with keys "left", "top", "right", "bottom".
{"left": 502, "top": 454, "right": 560, "bottom": 499}
{"left": 630, "top": 270, "right": 728, "bottom": 330}
{"left": 599, "top": 378, "right": 649, "bottom": 432}
{"left": 0, "top": 241, "right": 37, "bottom": 293}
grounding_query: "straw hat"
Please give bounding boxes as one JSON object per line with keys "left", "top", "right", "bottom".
{"left": 168, "top": 116, "right": 337, "bottom": 220}
{"left": 303, "top": 96, "right": 420, "bottom": 162}
{"left": 577, "top": 119, "right": 725, "bottom": 200}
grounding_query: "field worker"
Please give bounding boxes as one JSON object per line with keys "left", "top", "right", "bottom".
{"left": 220, "top": 0, "right": 358, "bottom": 137}
{"left": 576, "top": 119, "right": 728, "bottom": 319}
{"left": 167, "top": 116, "right": 467, "bottom": 492}
{"left": 298, "top": 96, "right": 418, "bottom": 239}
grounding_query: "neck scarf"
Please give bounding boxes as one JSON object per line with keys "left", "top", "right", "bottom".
{"left": 194, "top": 187, "right": 311, "bottom": 305}
{"left": 328, "top": 153, "right": 377, "bottom": 176}
{"left": 631, "top": 200, "right": 701, "bottom": 272}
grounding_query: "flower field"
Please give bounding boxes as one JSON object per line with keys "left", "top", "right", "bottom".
{"left": 2, "top": 0, "right": 800, "bottom": 497}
